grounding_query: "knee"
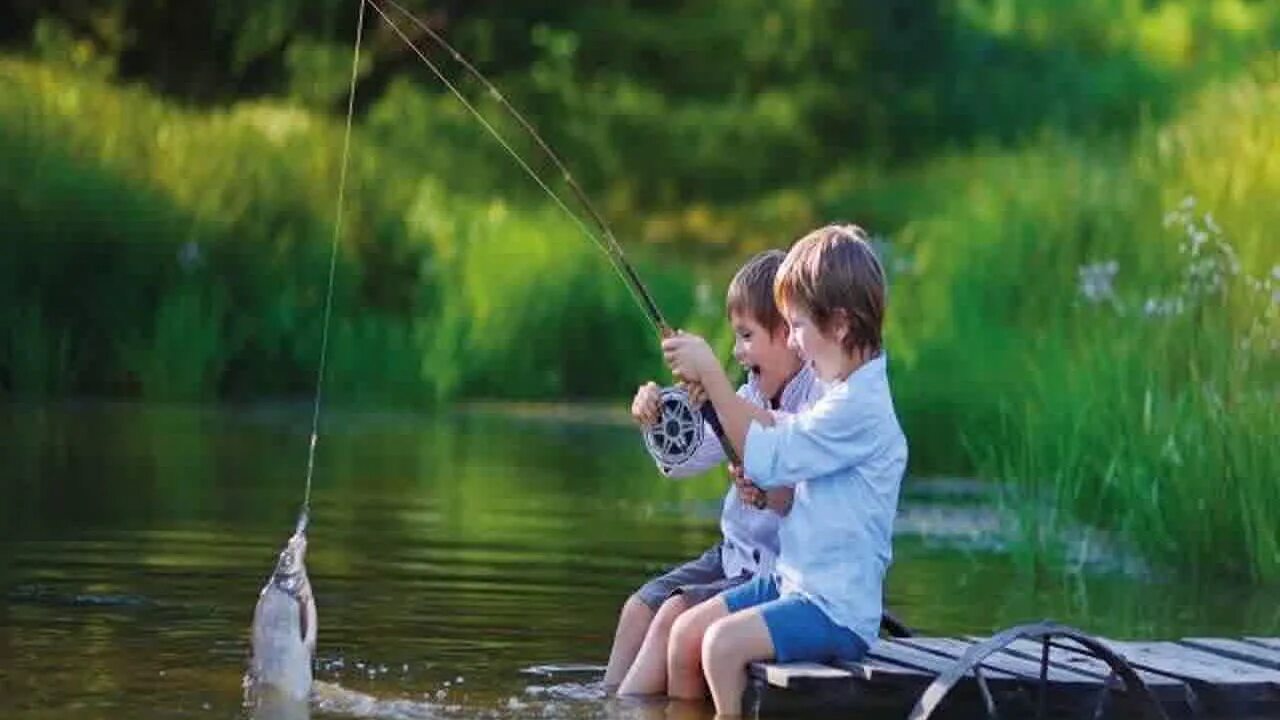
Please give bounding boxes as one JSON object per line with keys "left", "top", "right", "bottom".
{"left": 622, "top": 593, "right": 650, "bottom": 619}
{"left": 652, "top": 595, "right": 688, "bottom": 634}
{"left": 619, "top": 594, "right": 653, "bottom": 629}
{"left": 701, "top": 618, "right": 740, "bottom": 671}
{"left": 668, "top": 608, "right": 699, "bottom": 649}
{"left": 667, "top": 612, "right": 701, "bottom": 669}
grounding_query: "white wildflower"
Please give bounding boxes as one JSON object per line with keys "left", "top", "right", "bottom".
{"left": 1077, "top": 260, "right": 1119, "bottom": 304}
{"left": 1143, "top": 296, "right": 1185, "bottom": 317}
{"left": 1204, "top": 212, "right": 1220, "bottom": 235}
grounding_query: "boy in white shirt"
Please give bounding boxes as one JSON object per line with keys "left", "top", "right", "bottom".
{"left": 604, "top": 250, "right": 820, "bottom": 698}
{"left": 663, "top": 224, "right": 908, "bottom": 716}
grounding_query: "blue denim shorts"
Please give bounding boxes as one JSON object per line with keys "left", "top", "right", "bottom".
{"left": 721, "top": 573, "right": 868, "bottom": 663}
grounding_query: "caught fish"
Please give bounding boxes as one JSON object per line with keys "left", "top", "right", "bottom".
{"left": 245, "top": 511, "right": 317, "bottom": 712}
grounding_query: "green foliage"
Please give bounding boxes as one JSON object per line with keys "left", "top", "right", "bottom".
{"left": 3, "top": 304, "right": 72, "bottom": 400}
{"left": 0, "top": 57, "right": 693, "bottom": 405}
{"left": 117, "top": 283, "right": 230, "bottom": 401}
{"left": 2, "top": 0, "right": 1278, "bottom": 580}
{"left": 8, "top": 1, "right": 1278, "bottom": 210}
{"left": 846, "top": 72, "right": 1280, "bottom": 580}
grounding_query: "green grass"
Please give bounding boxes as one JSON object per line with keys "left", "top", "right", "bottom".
{"left": 1, "top": 53, "right": 1276, "bottom": 581}
{"left": 839, "top": 65, "right": 1280, "bottom": 581}
{"left": 0, "top": 57, "right": 700, "bottom": 405}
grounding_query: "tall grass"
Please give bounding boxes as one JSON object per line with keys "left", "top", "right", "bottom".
{"left": 3, "top": 304, "right": 72, "bottom": 400}
{"left": 998, "top": 201, "right": 1277, "bottom": 581}
{"left": 2, "top": 54, "right": 1276, "bottom": 579}
{"left": 0, "top": 57, "right": 696, "bottom": 404}
{"left": 117, "top": 283, "right": 229, "bottom": 401}
{"left": 849, "top": 67, "right": 1280, "bottom": 580}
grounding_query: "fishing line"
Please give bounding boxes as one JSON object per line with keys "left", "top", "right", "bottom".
{"left": 367, "top": 0, "right": 667, "bottom": 334}
{"left": 340, "top": 2, "right": 751, "bottom": 483}
{"left": 300, "top": 0, "right": 368, "bottom": 526}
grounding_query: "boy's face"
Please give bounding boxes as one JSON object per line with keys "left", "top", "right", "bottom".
{"left": 730, "top": 310, "right": 801, "bottom": 400}
{"left": 784, "top": 305, "right": 845, "bottom": 382}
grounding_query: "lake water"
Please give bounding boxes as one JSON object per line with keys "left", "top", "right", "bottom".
{"left": 1, "top": 402, "right": 1276, "bottom": 719}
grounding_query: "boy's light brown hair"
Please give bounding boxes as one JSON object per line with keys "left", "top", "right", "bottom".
{"left": 774, "top": 224, "right": 886, "bottom": 356}
{"left": 726, "top": 250, "right": 788, "bottom": 337}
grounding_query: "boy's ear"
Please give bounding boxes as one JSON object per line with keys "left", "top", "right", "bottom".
{"left": 830, "top": 308, "right": 850, "bottom": 343}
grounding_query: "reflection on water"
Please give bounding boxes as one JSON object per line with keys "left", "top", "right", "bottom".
{"left": 1, "top": 402, "right": 1276, "bottom": 719}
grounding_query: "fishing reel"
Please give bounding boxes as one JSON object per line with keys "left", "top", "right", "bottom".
{"left": 642, "top": 384, "right": 769, "bottom": 510}
{"left": 642, "top": 385, "right": 706, "bottom": 467}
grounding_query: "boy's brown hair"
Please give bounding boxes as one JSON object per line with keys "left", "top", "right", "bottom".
{"left": 774, "top": 224, "right": 886, "bottom": 356}
{"left": 726, "top": 249, "right": 788, "bottom": 337}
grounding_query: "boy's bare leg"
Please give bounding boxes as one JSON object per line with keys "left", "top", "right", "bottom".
{"left": 666, "top": 596, "right": 730, "bottom": 699}
{"left": 618, "top": 594, "right": 689, "bottom": 695}
{"left": 701, "top": 609, "right": 774, "bottom": 717}
{"left": 604, "top": 595, "right": 655, "bottom": 691}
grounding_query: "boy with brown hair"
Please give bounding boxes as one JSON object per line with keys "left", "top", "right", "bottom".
{"left": 604, "top": 250, "right": 821, "bottom": 698}
{"left": 663, "top": 224, "right": 908, "bottom": 716}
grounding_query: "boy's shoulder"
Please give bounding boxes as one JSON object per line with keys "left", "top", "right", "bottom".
{"left": 822, "top": 355, "right": 899, "bottom": 423}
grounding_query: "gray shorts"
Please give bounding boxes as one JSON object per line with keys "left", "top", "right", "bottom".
{"left": 635, "top": 543, "right": 751, "bottom": 610}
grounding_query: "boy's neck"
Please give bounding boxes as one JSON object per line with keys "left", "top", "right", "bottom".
{"left": 764, "top": 357, "right": 804, "bottom": 408}
{"left": 833, "top": 348, "right": 873, "bottom": 382}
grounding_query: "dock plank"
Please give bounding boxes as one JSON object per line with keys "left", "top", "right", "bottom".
{"left": 839, "top": 657, "right": 935, "bottom": 684}
{"left": 757, "top": 662, "right": 850, "bottom": 689}
{"left": 900, "top": 637, "right": 1104, "bottom": 688}
{"left": 1101, "top": 640, "right": 1280, "bottom": 704}
{"left": 744, "top": 634, "right": 1280, "bottom": 720}
{"left": 986, "top": 637, "right": 1189, "bottom": 701}
{"left": 1246, "top": 638, "right": 1280, "bottom": 652}
{"left": 868, "top": 639, "right": 1021, "bottom": 684}
{"left": 749, "top": 657, "right": 931, "bottom": 690}
{"left": 1179, "top": 638, "right": 1280, "bottom": 671}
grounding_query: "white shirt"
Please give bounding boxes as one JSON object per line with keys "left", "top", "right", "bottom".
{"left": 653, "top": 364, "right": 820, "bottom": 579}
{"left": 744, "top": 353, "right": 908, "bottom": 646}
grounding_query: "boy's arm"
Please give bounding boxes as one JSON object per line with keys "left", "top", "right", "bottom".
{"left": 698, "top": 368, "right": 774, "bottom": 461}
{"left": 660, "top": 332, "right": 773, "bottom": 460}
{"left": 764, "top": 485, "right": 794, "bottom": 515}
{"left": 743, "top": 385, "right": 881, "bottom": 490}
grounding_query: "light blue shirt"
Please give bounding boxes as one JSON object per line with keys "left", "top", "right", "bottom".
{"left": 655, "top": 365, "right": 821, "bottom": 579}
{"left": 744, "top": 353, "right": 907, "bottom": 647}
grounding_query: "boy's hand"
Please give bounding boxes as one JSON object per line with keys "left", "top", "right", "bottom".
{"left": 764, "top": 485, "right": 795, "bottom": 516}
{"left": 631, "top": 382, "right": 662, "bottom": 426}
{"left": 662, "top": 331, "right": 718, "bottom": 385}
{"left": 729, "top": 462, "right": 767, "bottom": 509}
{"left": 680, "top": 380, "right": 707, "bottom": 408}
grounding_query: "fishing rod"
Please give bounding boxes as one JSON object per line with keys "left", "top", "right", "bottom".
{"left": 359, "top": 0, "right": 759, "bottom": 490}
{"left": 367, "top": 0, "right": 665, "bottom": 335}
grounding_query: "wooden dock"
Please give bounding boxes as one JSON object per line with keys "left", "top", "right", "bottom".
{"left": 745, "top": 623, "right": 1280, "bottom": 719}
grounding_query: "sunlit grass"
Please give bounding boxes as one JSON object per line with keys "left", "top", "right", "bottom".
{"left": 862, "top": 69, "right": 1280, "bottom": 581}
{"left": 0, "top": 57, "right": 700, "bottom": 405}
{"left": 1, "top": 53, "right": 1276, "bottom": 580}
